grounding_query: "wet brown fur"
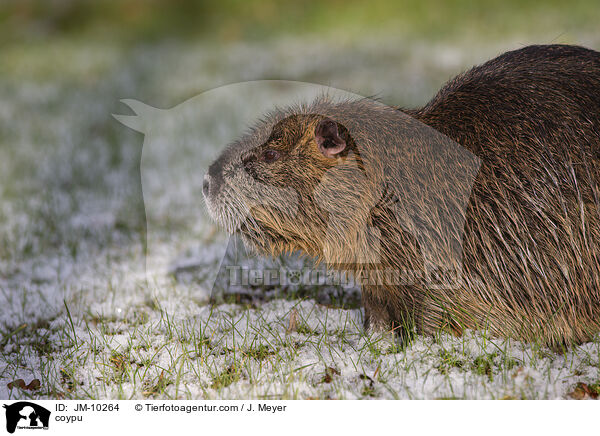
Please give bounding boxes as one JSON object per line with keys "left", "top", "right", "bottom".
{"left": 205, "top": 45, "right": 600, "bottom": 348}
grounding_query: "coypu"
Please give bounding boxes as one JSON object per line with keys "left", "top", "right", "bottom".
{"left": 203, "top": 44, "right": 600, "bottom": 348}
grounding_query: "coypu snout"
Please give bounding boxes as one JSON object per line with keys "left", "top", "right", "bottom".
{"left": 202, "top": 174, "right": 209, "bottom": 197}
{"left": 203, "top": 150, "right": 228, "bottom": 199}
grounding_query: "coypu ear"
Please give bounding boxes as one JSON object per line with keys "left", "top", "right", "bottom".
{"left": 314, "top": 118, "right": 346, "bottom": 158}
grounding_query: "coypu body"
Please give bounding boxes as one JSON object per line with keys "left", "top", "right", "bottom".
{"left": 204, "top": 45, "right": 600, "bottom": 348}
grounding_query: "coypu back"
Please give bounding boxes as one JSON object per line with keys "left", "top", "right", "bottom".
{"left": 418, "top": 44, "right": 600, "bottom": 158}
{"left": 414, "top": 45, "right": 600, "bottom": 347}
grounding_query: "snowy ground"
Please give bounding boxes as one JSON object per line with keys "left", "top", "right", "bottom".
{"left": 2, "top": 35, "right": 600, "bottom": 400}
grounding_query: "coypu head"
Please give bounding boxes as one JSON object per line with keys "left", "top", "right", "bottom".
{"left": 203, "top": 103, "right": 380, "bottom": 262}
{"left": 203, "top": 97, "right": 479, "bottom": 272}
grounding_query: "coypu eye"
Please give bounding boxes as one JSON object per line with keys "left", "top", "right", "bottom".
{"left": 262, "top": 149, "right": 280, "bottom": 163}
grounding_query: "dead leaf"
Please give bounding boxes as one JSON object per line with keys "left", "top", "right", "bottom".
{"left": 321, "top": 366, "right": 340, "bottom": 383}
{"left": 7, "top": 379, "right": 40, "bottom": 391}
{"left": 568, "top": 382, "right": 598, "bottom": 400}
{"left": 26, "top": 379, "right": 41, "bottom": 390}
{"left": 52, "top": 391, "right": 65, "bottom": 400}
{"left": 512, "top": 367, "right": 524, "bottom": 378}
{"left": 7, "top": 379, "right": 26, "bottom": 390}
{"left": 373, "top": 365, "right": 381, "bottom": 380}
{"left": 287, "top": 309, "right": 299, "bottom": 333}
{"left": 359, "top": 373, "right": 375, "bottom": 388}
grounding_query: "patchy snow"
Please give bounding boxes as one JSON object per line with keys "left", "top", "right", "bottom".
{"left": 2, "top": 35, "right": 600, "bottom": 400}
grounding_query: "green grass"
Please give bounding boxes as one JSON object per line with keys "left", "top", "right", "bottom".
{"left": 3, "top": 293, "right": 600, "bottom": 399}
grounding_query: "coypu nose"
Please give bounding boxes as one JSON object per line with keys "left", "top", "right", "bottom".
{"left": 206, "top": 155, "right": 226, "bottom": 196}
{"left": 202, "top": 174, "right": 210, "bottom": 197}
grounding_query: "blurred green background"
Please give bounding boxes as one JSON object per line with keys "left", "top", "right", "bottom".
{"left": 2, "top": 0, "right": 600, "bottom": 44}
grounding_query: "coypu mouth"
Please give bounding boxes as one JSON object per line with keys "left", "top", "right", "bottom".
{"left": 203, "top": 187, "right": 248, "bottom": 235}
{"left": 203, "top": 174, "right": 292, "bottom": 252}
{"left": 205, "top": 179, "right": 301, "bottom": 257}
